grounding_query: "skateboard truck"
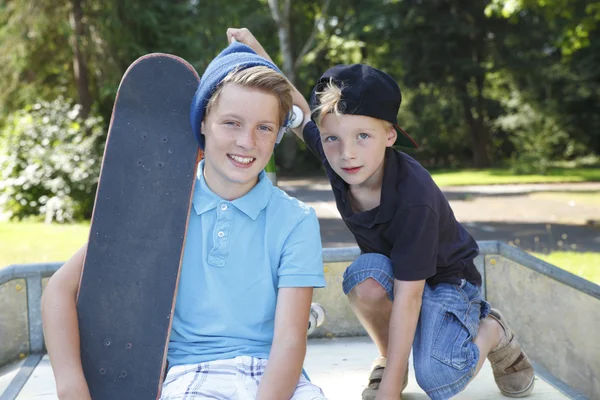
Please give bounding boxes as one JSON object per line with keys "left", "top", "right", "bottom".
{"left": 307, "top": 303, "right": 326, "bottom": 336}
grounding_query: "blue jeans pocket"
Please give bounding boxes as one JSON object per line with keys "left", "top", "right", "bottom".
{"left": 431, "top": 308, "right": 474, "bottom": 370}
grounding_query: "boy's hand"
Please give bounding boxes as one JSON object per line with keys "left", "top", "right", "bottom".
{"left": 226, "top": 28, "right": 274, "bottom": 63}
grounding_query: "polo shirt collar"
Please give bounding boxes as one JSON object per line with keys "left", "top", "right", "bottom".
{"left": 231, "top": 170, "right": 272, "bottom": 220}
{"left": 192, "top": 160, "right": 272, "bottom": 220}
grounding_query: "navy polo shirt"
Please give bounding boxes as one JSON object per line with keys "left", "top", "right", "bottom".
{"left": 303, "top": 121, "right": 481, "bottom": 286}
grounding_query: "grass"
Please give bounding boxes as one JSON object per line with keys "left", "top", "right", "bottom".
{"left": 529, "top": 191, "right": 600, "bottom": 206}
{"left": 0, "top": 221, "right": 89, "bottom": 267}
{"left": 531, "top": 251, "right": 600, "bottom": 286}
{"left": 429, "top": 167, "right": 600, "bottom": 187}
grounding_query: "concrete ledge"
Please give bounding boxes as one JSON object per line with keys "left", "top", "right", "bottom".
{"left": 485, "top": 252, "right": 599, "bottom": 399}
{"left": 2, "top": 242, "right": 598, "bottom": 398}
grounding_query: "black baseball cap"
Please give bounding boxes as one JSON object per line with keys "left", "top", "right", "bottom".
{"left": 309, "top": 64, "right": 418, "bottom": 148}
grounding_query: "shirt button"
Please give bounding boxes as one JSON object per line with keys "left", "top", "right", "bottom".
{"left": 217, "top": 231, "right": 225, "bottom": 238}
{"left": 221, "top": 204, "right": 228, "bottom": 211}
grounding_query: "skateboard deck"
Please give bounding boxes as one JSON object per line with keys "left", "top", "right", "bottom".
{"left": 76, "top": 53, "right": 200, "bottom": 399}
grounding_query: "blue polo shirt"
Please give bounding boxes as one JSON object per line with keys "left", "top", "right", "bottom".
{"left": 167, "top": 161, "right": 325, "bottom": 367}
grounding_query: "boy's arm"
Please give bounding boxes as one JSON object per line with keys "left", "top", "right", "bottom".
{"left": 41, "top": 244, "right": 91, "bottom": 400}
{"left": 257, "top": 287, "right": 314, "bottom": 400}
{"left": 377, "top": 279, "right": 425, "bottom": 399}
{"left": 226, "top": 27, "right": 311, "bottom": 142}
{"left": 257, "top": 206, "right": 325, "bottom": 399}
{"left": 376, "top": 205, "right": 437, "bottom": 398}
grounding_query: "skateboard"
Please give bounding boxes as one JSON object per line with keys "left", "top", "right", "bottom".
{"left": 76, "top": 53, "right": 200, "bottom": 399}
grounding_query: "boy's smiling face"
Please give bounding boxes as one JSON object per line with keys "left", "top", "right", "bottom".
{"left": 201, "top": 83, "right": 279, "bottom": 199}
{"left": 319, "top": 113, "right": 397, "bottom": 188}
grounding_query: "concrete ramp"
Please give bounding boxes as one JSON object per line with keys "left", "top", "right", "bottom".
{"left": 482, "top": 244, "right": 600, "bottom": 399}
{"left": 0, "top": 339, "right": 572, "bottom": 399}
{"left": 1, "top": 241, "right": 596, "bottom": 399}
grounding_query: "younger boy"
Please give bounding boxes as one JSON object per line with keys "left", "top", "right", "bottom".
{"left": 42, "top": 42, "right": 328, "bottom": 400}
{"left": 229, "top": 28, "right": 535, "bottom": 400}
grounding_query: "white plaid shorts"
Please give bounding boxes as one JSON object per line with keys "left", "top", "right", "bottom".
{"left": 160, "top": 356, "right": 327, "bottom": 400}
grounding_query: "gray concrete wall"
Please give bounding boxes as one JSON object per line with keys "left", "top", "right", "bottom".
{"left": 0, "top": 279, "right": 29, "bottom": 365}
{"left": 485, "top": 254, "right": 600, "bottom": 400}
{"left": 0, "top": 264, "right": 60, "bottom": 367}
{"left": 311, "top": 261, "right": 366, "bottom": 338}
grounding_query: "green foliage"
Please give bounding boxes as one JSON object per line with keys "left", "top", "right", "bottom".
{"left": 495, "top": 97, "right": 570, "bottom": 174}
{"left": 0, "top": 98, "right": 104, "bottom": 222}
{"left": 489, "top": 0, "right": 600, "bottom": 156}
{"left": 399, "top": 85, "right": 471, "bottom": 168}
{"left": 0, "top": 0, "right": 73, "bottom": 114}
{"left": 1, "top": 0, "right": 599, "bottom": 221}
{"left": 487, "top": 0, "right": 600, "bottom": 55}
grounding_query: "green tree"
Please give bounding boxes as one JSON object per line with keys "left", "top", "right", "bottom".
{"left": 489, "top": 0, "right": 600, "bottom": 155}
{"left": 387, "top": 1, "right": 508, "bottom": 167}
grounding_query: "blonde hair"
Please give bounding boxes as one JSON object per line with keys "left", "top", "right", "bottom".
{"left": 313, "top": 79, "right": 396, "bottom": 133}
{"left": 313, "top": 79, "right": 345, "bottom": 125}
{"left": 381, "top": 120, "right": 394, "bottom": 131}
{"left": 206, "top": 66, "right": 293, "bottom": 126}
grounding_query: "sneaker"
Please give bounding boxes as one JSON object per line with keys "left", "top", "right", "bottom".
{"left": 361, "top": 357, "right": 408, "bottom": 400}
{"left": 487, "top": 309, "right": 535, "bottom": 398}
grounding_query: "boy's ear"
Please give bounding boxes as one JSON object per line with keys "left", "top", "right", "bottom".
{"left": 201, "top": 120, "right": 205, "bottom": 134}
{"left": 386, "top": 126, "right": 397, "bottom": 147}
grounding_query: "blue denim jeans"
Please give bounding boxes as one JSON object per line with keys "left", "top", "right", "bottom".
{"left": 342, "top": 253, "right": 491, "bottom": 400}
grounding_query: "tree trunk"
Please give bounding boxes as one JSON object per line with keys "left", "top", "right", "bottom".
{"left": 267, "top": 0, "right": 295, "bottom": 84}
{"left": 267, "top": 0, "right": 297, "bottom": 169}
{"left": 69, "top": 0, "right": 92, "bottom": 119}
{"left": 463, "top": 97, "right": 491, "bottom": 168}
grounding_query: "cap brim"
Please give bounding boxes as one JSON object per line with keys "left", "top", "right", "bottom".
{"left": 394, "top": 125, "right": 418, "bottom": 148}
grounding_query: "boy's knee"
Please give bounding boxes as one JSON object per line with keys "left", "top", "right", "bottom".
{"left": 350, "top": 278, "right": 389, "bottom": 305}
{"left": 343, "top": 253, "right": 394, "bottom": 301}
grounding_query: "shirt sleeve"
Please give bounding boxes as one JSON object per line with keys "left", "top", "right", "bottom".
{"left": 302, "top": 121, "right": 326, "bottom": 161}
{"left": 278, "top": 207, "right": 326, "bottom": 288}
{"left": 390, "top": 205, "right": 439, "bottom": 281}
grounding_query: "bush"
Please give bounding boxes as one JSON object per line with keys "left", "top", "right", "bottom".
{"left": 399, "top": 86, "right": 473, "bottom": 168}
{"left": 494, "top": 94, "right": 575, "bottom": 174}
{"left": 0, "top": 98, "right": 104, "bottom": 222}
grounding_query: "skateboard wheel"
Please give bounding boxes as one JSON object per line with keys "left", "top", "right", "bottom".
{"left": 311, "top": 303, "right": 326, "bottom": 327}
{"left": 307, "top": 303, "right": 326, "bottom": 336}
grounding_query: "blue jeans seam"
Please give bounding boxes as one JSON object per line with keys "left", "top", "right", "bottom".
{"left": 424, "top": 365, "right": 476, "bottom": 400}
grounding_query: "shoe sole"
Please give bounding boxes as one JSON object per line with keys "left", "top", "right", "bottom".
{"left": 500, "top": 375, "right": 535, "bottom": 398}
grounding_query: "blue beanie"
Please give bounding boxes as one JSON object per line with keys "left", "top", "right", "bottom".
{"left": 190, "top": 41, "right": 288, "bottom": 150}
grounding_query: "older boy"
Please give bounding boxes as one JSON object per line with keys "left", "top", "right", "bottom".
{"left": 42, "top": 42, "right": 327, "bottom": 400}
{"left": 229, "top": 28, "right": 535, "bottom": 400}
